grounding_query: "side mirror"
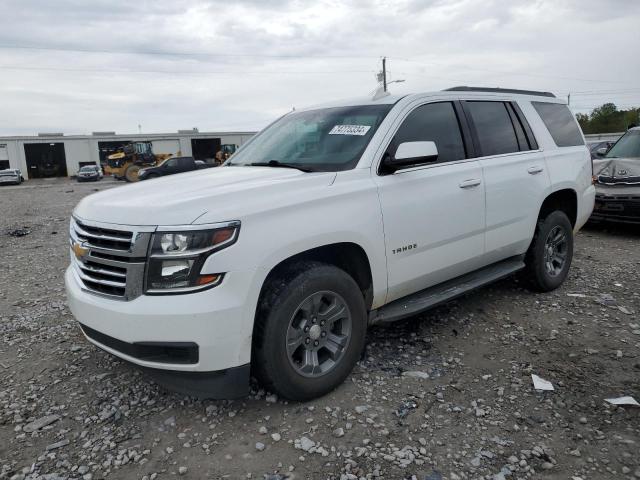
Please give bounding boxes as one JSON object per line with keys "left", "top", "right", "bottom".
{"left": 382, "top": 141, "right": 438, "bottom": 174}
{"left": 596, "top": 147, "right": 608, "bottom": 157}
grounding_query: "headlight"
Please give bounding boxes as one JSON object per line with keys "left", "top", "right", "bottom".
{"left": 145, "top": 222, "right": 239, "bottom": 294}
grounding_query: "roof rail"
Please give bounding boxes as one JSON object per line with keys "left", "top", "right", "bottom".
{"left": 444, "top": 86, "right": 556, "bottom": 98}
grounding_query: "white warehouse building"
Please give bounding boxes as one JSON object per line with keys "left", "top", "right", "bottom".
{"left": 0, "top": 129, "right": 256, "bottom": 180}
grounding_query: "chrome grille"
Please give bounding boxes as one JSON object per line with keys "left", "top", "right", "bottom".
{"left": 69, "top": 217, "right": 155, "bottom": 300}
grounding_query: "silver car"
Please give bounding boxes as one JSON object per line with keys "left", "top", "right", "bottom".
{"left": 0, "top": 169, "right": 23, "bottom": 185}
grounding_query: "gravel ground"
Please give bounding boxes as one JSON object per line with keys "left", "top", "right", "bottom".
{"left": 1, "top": 179, "right": 639, "bottom": 480}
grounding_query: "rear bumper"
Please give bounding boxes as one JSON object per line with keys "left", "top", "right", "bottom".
{"left": 0, "top": 176, "right": 20, "bottom": 184}
{"left": 575, "top": 184, "right": 596, "bottom": 231}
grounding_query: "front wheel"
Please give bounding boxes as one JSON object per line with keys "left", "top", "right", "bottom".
{"left": 124, "top": 164, "right": 141, "bottom": 182}
{"left": 253, "top": 262, "right": 367, "bottom": 401}
{"left": 523, "top": 210, "right": 574, "bottom": 292}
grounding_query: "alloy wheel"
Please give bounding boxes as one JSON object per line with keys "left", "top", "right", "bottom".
{"left": 286, "top": 290, "right": 352, "bottom": 378}
{"left": 544, "top": 225, "right": 568, "bottom": 277}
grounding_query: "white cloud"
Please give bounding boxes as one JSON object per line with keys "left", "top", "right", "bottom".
{"left": 0, "top": 0, "right": 638, "bottom": 135}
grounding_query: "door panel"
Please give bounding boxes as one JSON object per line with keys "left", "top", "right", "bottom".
{"left": 480, "top": 152, "right": 550, "bottom": 261}
{"left": 375, "top": 160, "right": 486, "bottom": 303}
{"left": 462, "top": 100, "right": 550, "bottom": 261}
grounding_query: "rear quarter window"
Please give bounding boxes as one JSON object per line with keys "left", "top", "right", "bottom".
{"left": 532, "top": 102, "right": 584, "bottom": 147}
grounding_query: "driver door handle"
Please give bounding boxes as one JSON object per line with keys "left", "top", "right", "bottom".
{"left": 459, "top": 178, "right": 482, "bottom": 189}
{"left": 527, "top": 165, "right": 544, "bottom": 175}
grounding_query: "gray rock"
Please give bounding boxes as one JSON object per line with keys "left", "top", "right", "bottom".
{"left": 46, "top": 439, "right": 70, "bottom": 451}
{"left": 402, "top": 371, "right": 430, "bottom": 380}
{"left": 23, "top": 414, "right": 60, "bottom": 433}
{"left": 298, "top": 436, "right": 315, "bottom": 452}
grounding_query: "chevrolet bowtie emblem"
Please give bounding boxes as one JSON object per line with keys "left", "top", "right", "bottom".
{"left": 72, "top": 242, "right": 89, "bottom": 260}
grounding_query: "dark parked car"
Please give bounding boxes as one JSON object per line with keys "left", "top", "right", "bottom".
{"left": 137, "top": 157, "right": 212, "bottom": 180}
{"left": 76, "top": 165, "right": 103, "bottom": 182}
{"left": 591, "top": 128, "right": 640, "bottom": 224}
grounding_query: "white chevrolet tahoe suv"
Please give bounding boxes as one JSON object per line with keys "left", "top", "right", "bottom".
{"left": 66, "top": 87, "right": 595, "bottom": 401}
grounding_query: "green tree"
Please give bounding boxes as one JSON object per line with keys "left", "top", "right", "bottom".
{"left": 577, "top": 103, "right": 639, "bottom": 134}
{"left": 590, "top": 103, "right": 617, "bottom": 120}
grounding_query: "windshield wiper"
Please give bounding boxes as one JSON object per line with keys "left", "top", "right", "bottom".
{"left": 248, "top": 160, "right": 314, "bottom": 172}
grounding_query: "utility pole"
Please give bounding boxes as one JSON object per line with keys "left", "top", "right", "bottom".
{"left": 567, "top": 93, "right": 570, "bottom": 106}
{"left": 382, "top": 57, "right": 387, "bottom": 92}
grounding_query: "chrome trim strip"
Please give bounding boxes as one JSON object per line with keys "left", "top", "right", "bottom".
{"left": 155, "top": 220, "right": 240, "bottom": 232}
{"left": 70, "top": 267, "right": 126, "bottom": 301}
{"left": 73, "top": 262, "right": 127, "bottom": 288}
{"left": 78, "top": 262, "right": 127, "bottom": 278}
{"left": 74, "top": 223, "right": 132, "bottom": 243}
{"left": 72, "top": 215, "right": 157, "bottom": 233}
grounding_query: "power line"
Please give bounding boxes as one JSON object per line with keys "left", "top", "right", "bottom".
{"left": 389, "top": 57, "right": 639, "bottom": 85}
{"left": 0, "top": 64, "right": 375, "bottom": 75}
{"left": 0, "top": 43, "right": 379, "bottom": 60}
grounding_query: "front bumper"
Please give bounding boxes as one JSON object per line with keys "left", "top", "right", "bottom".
{"left": 591, "top": 186, "right": 640, "bottom": 224}
{"left": 65, "top": 265, "right": 256, "bottom": 396}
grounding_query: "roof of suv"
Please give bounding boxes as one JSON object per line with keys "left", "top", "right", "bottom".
{"left": 302, "top": 87, "right": 565, "bottom": 111}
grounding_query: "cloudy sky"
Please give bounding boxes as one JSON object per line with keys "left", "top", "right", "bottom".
{"left": 1, "top": 0, "right": 639, "bottom": 135}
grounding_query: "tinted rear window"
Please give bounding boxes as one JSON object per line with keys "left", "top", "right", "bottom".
{"left": 532, "top": 102, "right": 584, "bottom": 147}
{"left": 466, "top": 101, "right": 520, "bottom": 156}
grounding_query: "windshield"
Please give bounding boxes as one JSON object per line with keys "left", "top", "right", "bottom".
{"left": 227, "top": 104, "right": 393, "bottom": 172}
{"left": 79, "top": 166, "right": 96, "bottom": 172}
{"left": 606, "top": 130, "right": 640, "bottom": 158}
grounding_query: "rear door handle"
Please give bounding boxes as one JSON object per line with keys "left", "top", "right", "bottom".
{"left": 459, "top": 178, "right": 482, "bottom": 189}
{"left": 527, "top": 166, "right": 544, "bottom": 175}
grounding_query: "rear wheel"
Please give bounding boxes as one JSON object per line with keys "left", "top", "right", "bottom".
{"left": 523, "top": 210, "right": 573, "bottom": 292}
{"left": 253, "top": 262, "right": 367, "bottom": 401}
{"left": 124, "top": 164, "right": 141, "bottom": 182}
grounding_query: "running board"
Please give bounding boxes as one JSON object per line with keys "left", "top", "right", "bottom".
{"left": 369, "top": 255, "right": 525, "bottom": 325}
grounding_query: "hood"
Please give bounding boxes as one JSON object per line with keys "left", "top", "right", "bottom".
{"left": 74, "top": 166, "right": 336, "bottom": 226}
{"left": 593, "top": 157, "right": 640, "bottom": 185}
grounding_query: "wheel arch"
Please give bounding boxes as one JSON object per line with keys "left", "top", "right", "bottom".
{"left": 255, "top": 242, "right": 375, "bottom": 313}
{"left": 538, "top": 188, "right": 578, "bottom": 227}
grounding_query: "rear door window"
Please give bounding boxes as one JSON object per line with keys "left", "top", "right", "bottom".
{"left": 532, "top": 102, "right": 584, "bottom": 147}
{"left": 390, "top": 102, "right": 466, "bottom": 163}
{"left": 465, "top": 101, "right": 520, "bottom": 156}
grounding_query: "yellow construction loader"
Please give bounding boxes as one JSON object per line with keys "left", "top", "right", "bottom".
{"left": 104, "top": 142, "right": 176, "bottom": 182}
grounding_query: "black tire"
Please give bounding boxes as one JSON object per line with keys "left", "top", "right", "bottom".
{"left": 253, "top": 262, "right": 367, "bottom": 401}
{"left": 523, "top": 210, "right": 574, "bottom": 292}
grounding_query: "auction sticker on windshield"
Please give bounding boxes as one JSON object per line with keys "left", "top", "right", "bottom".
{"left": 328, "top": 125, "right": 371, "bottom": 136}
